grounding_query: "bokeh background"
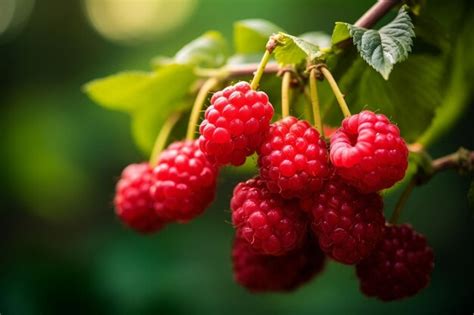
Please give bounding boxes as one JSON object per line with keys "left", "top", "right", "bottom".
{"left": 1, "top": 0, "right": 473, "bottom": 314}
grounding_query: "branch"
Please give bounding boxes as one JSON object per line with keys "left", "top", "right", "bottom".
{"left": 390, "top": 147, "right": 474, "bottom": 223}
{"left": 355, "top": 0, "right": 402, "bottom": 28}
{"left": 431, "top": 148, "right": 474, "bottom": 175}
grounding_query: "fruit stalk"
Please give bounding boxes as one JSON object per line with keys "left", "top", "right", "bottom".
{"left": 250, "top": 50, "right": 273, "bottom": 90}
{"left": 281, "top": 71, "right": 292, "bottom": 117}
{"left": 186, "top": 77, "right": 220, "bottom": 140}
{"left": 389, "top": 177, "right": 416, "bottom": 224}
{"left": 319, "top": 66, "right": 351, "bottom": 118}
{"left": 309, "top": 68, "right": 323, "bottom": 136}
{"left": 149, "top": 112, "right": 181, "bottom": 166}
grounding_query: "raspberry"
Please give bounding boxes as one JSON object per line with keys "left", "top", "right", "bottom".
{"left": 231, "top": 177, "right": 307, "bottom": 256}
{"left": 356, "top": 224, "right": 434, "bottom": 301}
{"left": 232, "top": 236, "right": 326, "bottom": 292}
{"left": 330, "top": 110, "right": 408, "bottom": 193}
{"left": 199, "top": 81, "right": 274, "bottom": 166}
{"left": 150, "top": 140, "right": 218, "bottom": 222}
{"left": 302, "top": 175, "right": 385, "bottom": 264}
{"left": 258, "top": 116, "right": 329, "bottom": 198}
{"left": 114, "top": 163, "right": 166, "bottom": 233}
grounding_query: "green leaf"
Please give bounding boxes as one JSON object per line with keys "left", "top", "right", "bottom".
{"left": 341, "top": 7, "right": 415, "bottom": 79}
{"left": 298, "top": 31, "right": 331, "bottom": 48}
{"left": 273, "top": 32, "right": 322, "bottom": 65}
{"left": 84, "top": 71, "right": 154, "bottom": 112}
{"left": 468, "top": 180, "right": 474, "bottom": 209}
{"left": 84, "top": 64, "right": 196, "bottom": 115}
{"left": 331, "top": 22, "right": 351, "bottom": 45}
{"left": 234, "top": 19, "right": 283, "bottom": 54}
{"left": 174, "top": 31, "right": 229, "bottom": 68}
{"left": 85, "top": 64, "right": 197, "bottom": 153}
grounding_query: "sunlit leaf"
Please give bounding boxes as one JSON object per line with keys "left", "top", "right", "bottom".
{"left": 234, "top": 19, "right": 283, "bottom": 54}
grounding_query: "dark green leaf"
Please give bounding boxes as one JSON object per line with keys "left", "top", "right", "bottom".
{"left": 234, "top": 19, "right": 283, "bottom": 54}
{"left": 339, "top": 7, "right": 415, "bottom": 79}
{"left": 174, "top": 31, "right": 229, "bottom": 68}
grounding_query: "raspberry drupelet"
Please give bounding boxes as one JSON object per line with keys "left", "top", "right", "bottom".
{"left": 330, "top": 110, "right": 408, "bottom": 193}
{"left": 114, "top": 163, "right": 166, "bottom": 233}
{"left": 301, "top": 175, "right": 385, "bottom": 264}
{"left": 232, "top": 236, "right": 326, "bottom": 292}
{"left": 150, "top": 140, "right": 218, "bottom": 222}
{"left": 356, "top": 224, "right": 434, "bottom": 301}
{"left": 231, "top": 177, "right": 307, "bottom": 256}
{"left": 199, "top": 81, "right": 274, "bottom": 166}
{"left": 258, "top": 116, "right": 329, "bottom": 198}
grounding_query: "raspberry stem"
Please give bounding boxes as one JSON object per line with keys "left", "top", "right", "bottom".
{"left": 149, "top": 112, "right": 181, "bottom": 166}
{"left": 309, "top": 68, "right": 323, "bottom": 136}
{"left": 389, "top": 177, "right": 416, "bottom": 224}
{"left": 281, "top": 71, "right": 292, "bottom": 117}
{"left": 250, "top": 49, "right": 272, "bottom": 90}
{"left": 319, "top": 66, "right": 351, "bottom": 118}
{"left": 186, "top": 77, "right": 220, "bottom": 140}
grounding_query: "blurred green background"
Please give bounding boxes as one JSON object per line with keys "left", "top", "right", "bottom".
{"left": 1, "top": 0, "right": 473, "bottom": 314}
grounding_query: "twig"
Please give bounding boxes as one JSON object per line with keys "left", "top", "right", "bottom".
{"left": 355, "top": 0, "right": 402, "bottom": 28}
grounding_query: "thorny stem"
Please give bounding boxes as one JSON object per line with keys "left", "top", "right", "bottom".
{"left": 281, "top": 71, "right": 292, "bottom": 117}
{"left": 390, "top": 147, "right": 474, "bottom": 224}
{"left": 149, "top": 112, "right": 181, "bottom": 166}
{"left": 319, "top": 66, "right": 351, "bottom": 118}
{"left": 186, "top": 77, "right": 220, "bottom": 141}
{"left": 309, "top": 68, "right": 323, "bottom": 136}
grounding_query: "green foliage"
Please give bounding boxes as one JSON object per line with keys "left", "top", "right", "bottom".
{"left": 84, "top": 72, "right": 154, "bottom": 112}
{"left": 298, "top": 32, "right": 331, "bottom": 49}
{"left": 84, "top": 5, "right": 473, "bottom": 162}
{"left": 84, "top": 64, "right": 196, "bottom": 152}
{"left": 336, "top": 7, "right": 415, "bottom": 79}
{"left": 233, "top": 19, "right": 283, "bottom": 54}
{"left": 331, "top": 22, "right": 351, "bottom": 45}
{"left": 174, "top": 31, "right": 229, "bottom": 68}
{"left": 273, "top": 32, "right": 322, "bottom": 65}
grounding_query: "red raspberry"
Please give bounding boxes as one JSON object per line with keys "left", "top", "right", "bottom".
{"left": 232, "top": 236, "right": 326, "bottom": 292}
{"left": 330, "top": 110, "right": 408, "bottom": 193}
{"left": 150, "top": 140, "right": 218, "bottom": 222}
{"left": 231, "top": 177, "right": 307, "bottom": 256}
{"left": 302, "top": 175, "right": 385, "bottom": 264}
{"left": 199, "top": 81, "right": 274, "bottom": 166}
{"left": 114, "top": 163, "right": 166, "bottom": 233}
{"left": 356, "top": 224, "right": 434, "bottom": 301}
{"left": 258, "top": 116, "right": 329, "bottom": 198}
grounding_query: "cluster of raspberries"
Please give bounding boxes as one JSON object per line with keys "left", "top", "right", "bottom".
{"left": 114, "top": 81, "right": 434, "bottom": 301}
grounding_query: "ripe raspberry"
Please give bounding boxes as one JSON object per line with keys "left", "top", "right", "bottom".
{"left": 330, "top": 110, "right": 408, "bottom": 193}
{"left": 231, "top": 177, "right": 307, "bottom": 256}
{"left": 258, "top": 116, "right": 329, "bottom": 198}
{"left": 232, "top": 236, "right": 326, "bottom": 292}
{"left": 150, "top": 140, "right": 218, "bottom": 222}
{"left": 199, "top": 81, "right": 274, "bottom": 166}
{"left": 356, "top": 224, "right": 434, "bottom": 301}
{"left": 114, "top": 163, "right": 166, "bottom": 233}
{"left": 302, "top": 175, "right": 385, "bottom": 264}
